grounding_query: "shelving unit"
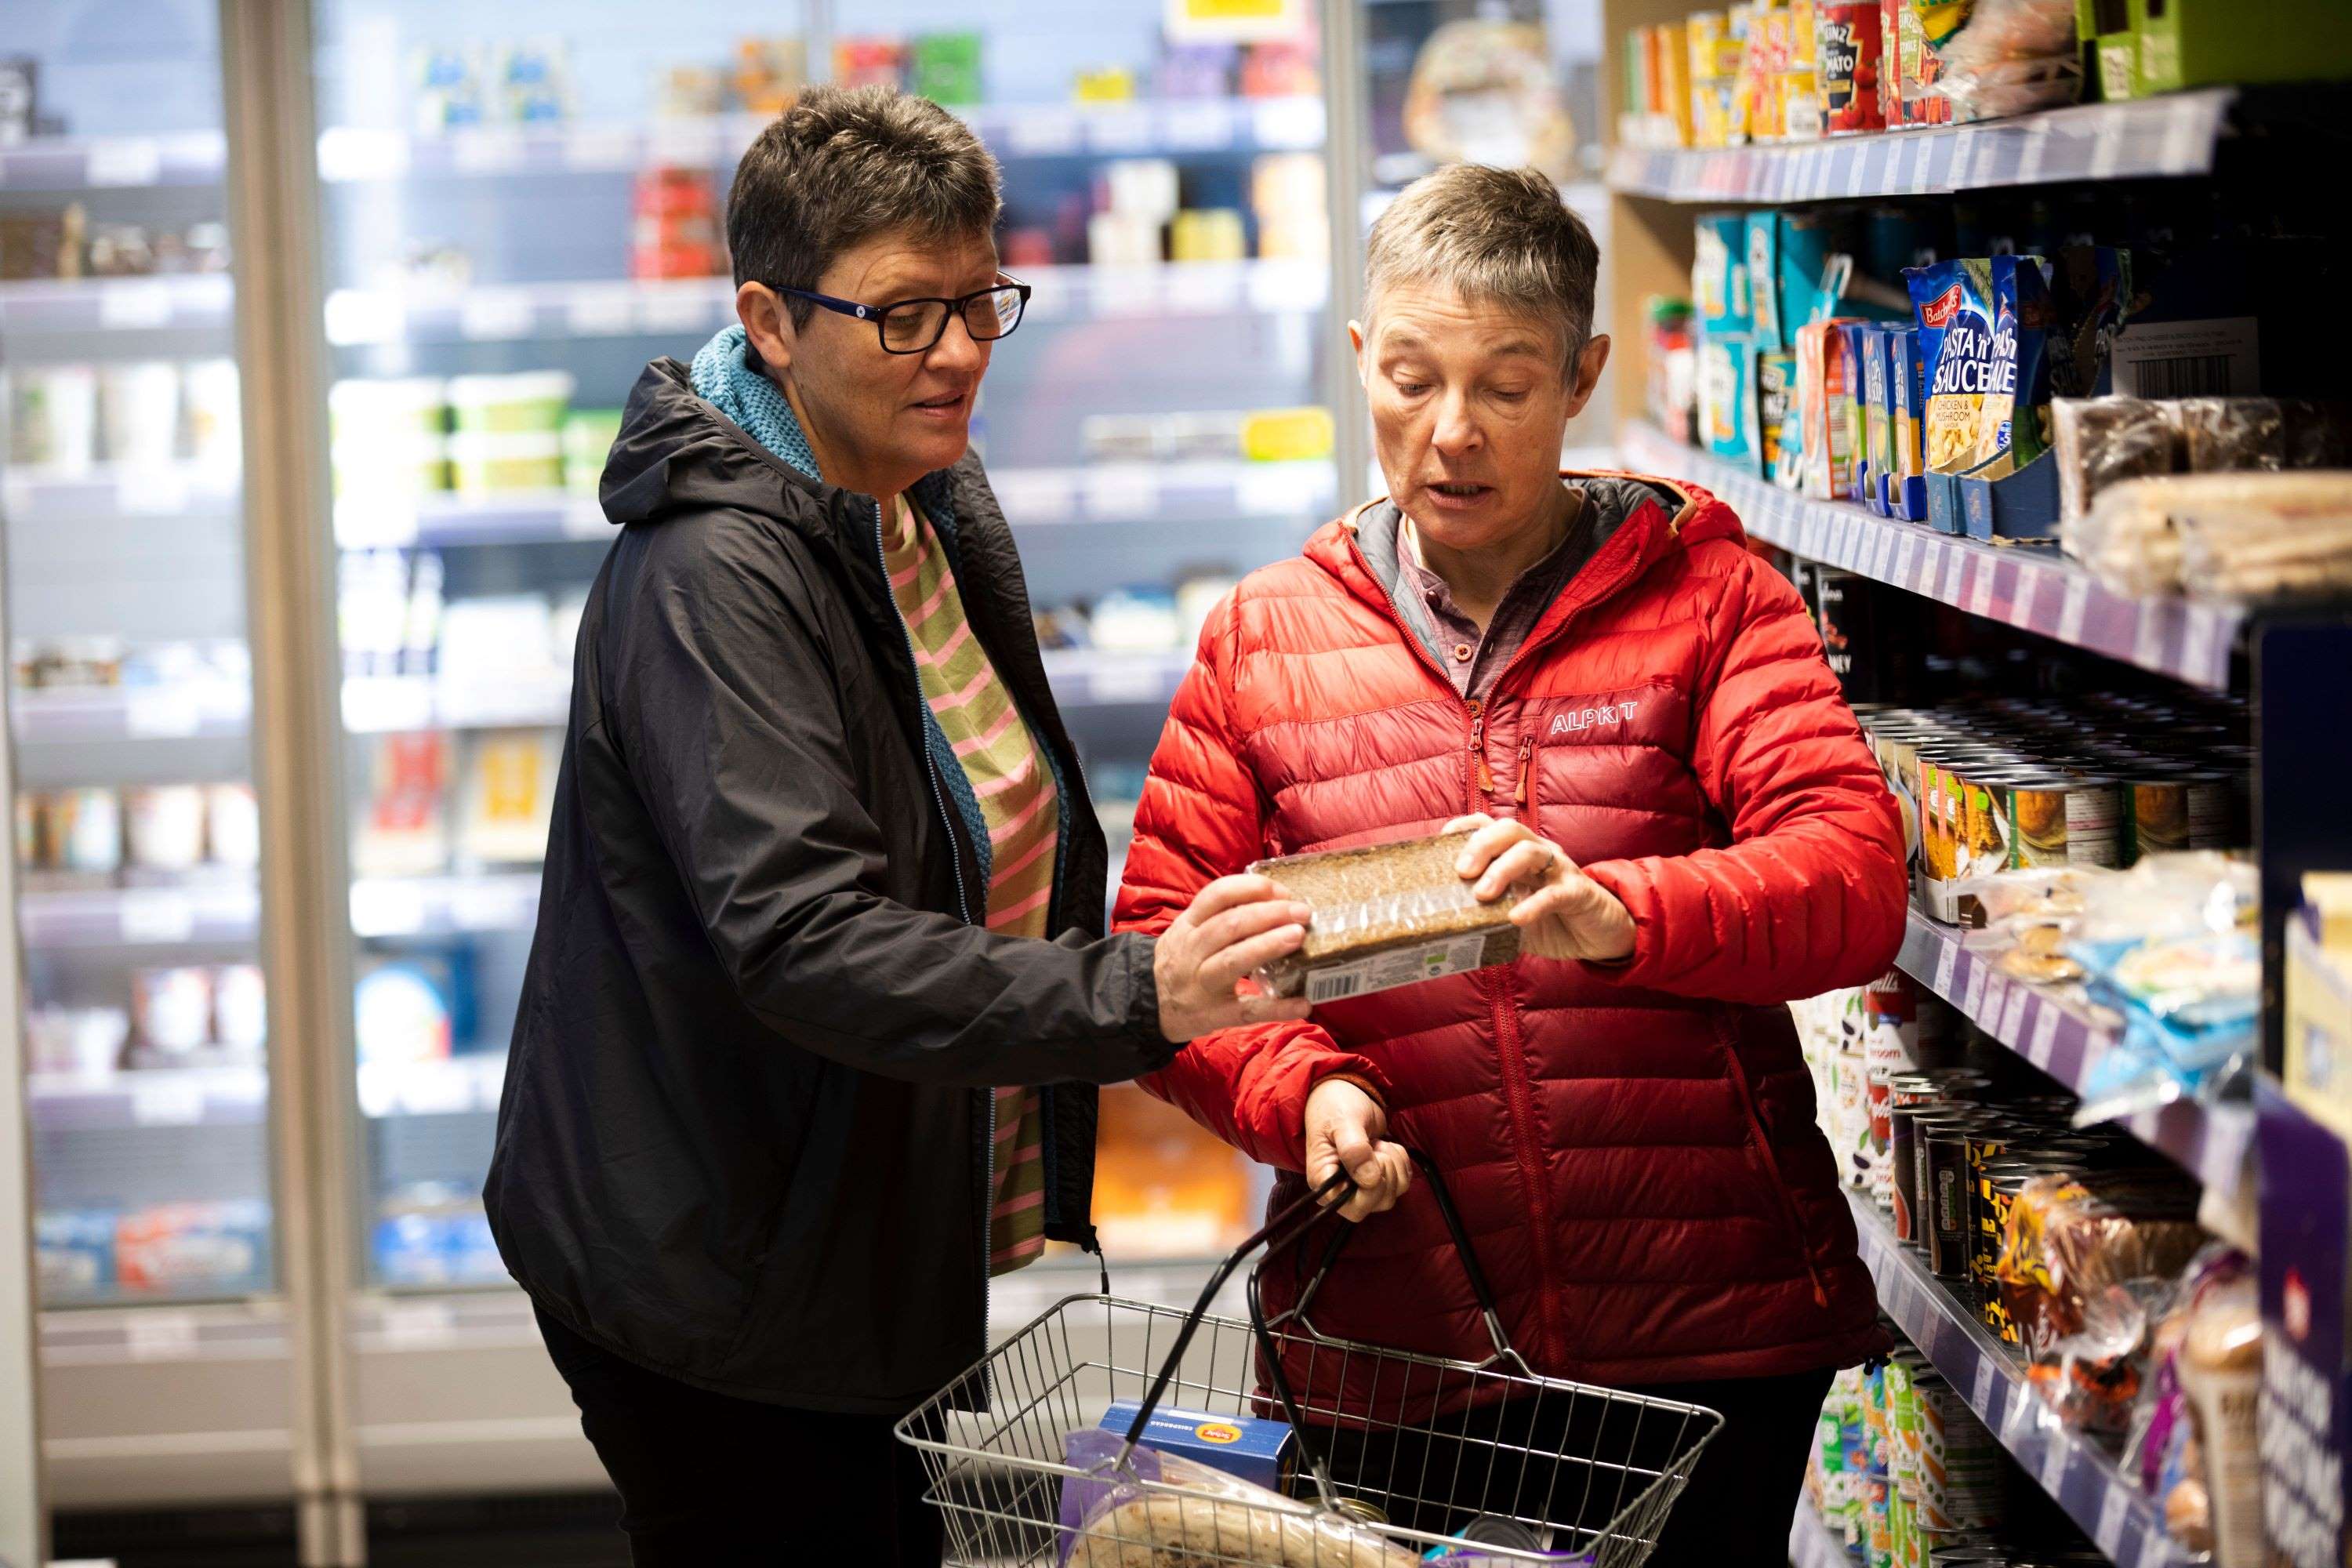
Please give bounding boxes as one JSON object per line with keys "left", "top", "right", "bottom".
{"left": 12, "top": 681, "right": 252, "bottom": 744}
{"left": 1616, "top": 423, "right": 2241, "bottom": 691}
{"left": 25, "top": 1065, "right": 270, "bottom": 1131}
{"left": 0, "top": 132, "right": 228, "bottom": 191}
{"left": 1893, "top": 909, "right": 2259, "bottom": 1200}
{"left": 1848, "top": 1194, "right": 2194, "bottom": 1568}
{"left": 1786, "top": 1497, "right": 1850, "bottom": 1568}
{"left": 0, "top": 274, "right": 234, "bottom": 334}
{"left": 1606, "top": 89, "right": 2234, "bottom": 204}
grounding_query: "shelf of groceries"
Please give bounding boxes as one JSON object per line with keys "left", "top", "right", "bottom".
{"left": 1893, "top": 909, "right": 2258, "bottom": 1200}
{"left": 1606, "top": 86, "right": 2233, "bottom": 205}
{"left": 13, "top": 869, "right": 544, "bottom": 949}
{"left": 312, "top": 95, "right": 1326, "bottom": 185}
{"left": 1618, "top": 422, "right": 2240, "bottom": 691}
{"left": 320, "top": 258, "right": 1330, "bottom": 347}
{"left": 23, "top": 1051, "right": 509, "bottom": 1131}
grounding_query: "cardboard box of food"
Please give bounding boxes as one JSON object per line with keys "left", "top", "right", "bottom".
{"left": 1251, "top": 830, "right": 1522, "bottom": 1004}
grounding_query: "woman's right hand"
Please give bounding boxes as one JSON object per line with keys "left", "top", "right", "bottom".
{"left": 1153, "top": 875, "right": 1315, "bottom": 1044}
{"left": 1305, "top": 1077, "right": 1413, "bottom": 1221}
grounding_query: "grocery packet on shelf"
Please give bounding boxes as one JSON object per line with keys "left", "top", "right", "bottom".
{"left": 2065, "top": 851, "right": 2259, "bottom": 1127}
{"left": 1904, "top": 255, "right": 2053, "bottom": 480}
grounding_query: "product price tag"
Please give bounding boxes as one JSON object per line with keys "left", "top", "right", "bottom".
{"left": 2057, "top": 574, "right": 2092, "bottom": 645}
{"left": 125, "top": 688, "right": 204, "bottom": 739}
{"left": 563, "top": 123, "right": 639, "bottom": 172}
{"left": 1252, "top": 98, "right": 1325, "bottom": 150}
{"left": 125, "top": 1311, "right": 199, "bottom": 1361}
{"left": 1871, "top": 528, "right": 1896, "bottom": 582}
{"left": 1962, "top": 964, "right": 1988, "bottom": 1021}
{"left": 1950, "top": 130, "right": 1980, "bottom": 189}
{"left": 1978, "top": 975, "right": 2009, "bottom": 1031}
{"left": 98, "top": 280, "right": 173, "bottom": 330}
{"left": 1083, "top": 465, "right": 1159, "bottom": 521}
{"left": 86, "top": 136, "right": 164, "bottom": 187}
{"left": 1088, "top": 659, "right": 1172, "bottom": 706}
{"left": 2009, "top": 563, "right": 2042, "bottom": 633}
{"left": 2038, "top": 1437, "right": 2069, "bottom": 1494}
{"left": 350, "top": 880, "right": 427, "bottom": 938}
{"left": 131, "top": 1075, "right": 207, "bottom": 1127}
{"left": 1085, "top": 107, "right": 1155, "bottom": 154}
{"left": 2016, "top": 126, "right": 2049, "bottom": 187}
{"left": 1939, "top": 549, "right": 1966, "bottom": 606}
{"left": 2131, "top": 604, "right": 2166, "bottom": 672}
{"left": 1006, "top": 107, "right": 1082, "bottom": 156}
{"left": 323, "top": 289, "right": 403, "bottom": 347}
{"left": 1167, "top": 265, "right": 1242, "bottom": 316}
{"left": 1896, "top": 535, "right": 1920, "bottom": 590}
{"left": 119, "top": 891, "right": 197, "bottom": 944}
{"left": 637, "top": 283, "right": 716, "bottom": 336}
{"left": 1970, "top": 1356, "right": 1996, "bottom": 1410}
{"left": 452, "top": 126, "right": 524, "bottom": 175}
{"left": 118, "top": 468, "right": 192, "bottom": 516}
{"left": 459, "top": 291, "right": 534, "bottom": 340}
{"left": 1239, "top": 463, "right": 1323, "bottom": 520}
{"left": 2094, "top": 1479, "right": 2130, "bottom": 1555}
{"left": 1933, "top": 941, "right": 1958, "bottom": 999}
{"left": 1966, "top": 558, "right": 1996, "bottom": 618}
{"left": 2088, "top": 122, "right": 2124, "bottom": 181}
{"left": 647, "top": 121, "right": 718, "bottom": 166}
{"left": 989, "top": 469, "right": 1076, "bottom": 524}
{"left": 2027, "top": 1001, "right": 2061, "bottom": 1069}
{"left": 452, "top": 879, "right": 532, "bottom": 931}
{"left": 2181, "top": 604, "right": 2225, "bottom": 688}
{"left": 1998, "top": 983, "right": 2030, "bottom": 1044}
{"left": 382, "top": 1298, "right": 458, "bottom": 1349}
{"left": 1160, "top": 100, "right": 1232, "bottom": 151}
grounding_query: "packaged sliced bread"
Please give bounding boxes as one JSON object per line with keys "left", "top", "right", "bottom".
{"left": 1250, "top": 829, "right": 1521, "bottom": 1004}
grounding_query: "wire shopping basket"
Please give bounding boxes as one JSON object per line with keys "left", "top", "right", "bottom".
{"left": 896, "top": 1149, "right": 1723, "bottom": 1566}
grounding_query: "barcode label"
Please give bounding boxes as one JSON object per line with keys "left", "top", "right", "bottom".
{"left": 1299, "top": 932, "right": 1497, "bottom": 1005}
{"left": 1307, "top": 970, "right": 1363, "bottom": 1004}
{"left": 2123, "top": 354, "right": 2238, "bottom": 397}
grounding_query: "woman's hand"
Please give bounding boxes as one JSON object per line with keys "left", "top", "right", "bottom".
{"left": 1305, "top": 1077, "right": 1413, "bottom": 1222}
{"left": 1444, "top": 814, "right": 1636, "bottom": 964}
{"left": 1154, "top": 875, "right": 1316, "bottom": 1044}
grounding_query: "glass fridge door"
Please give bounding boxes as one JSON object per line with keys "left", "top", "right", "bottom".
{"left": 4, "top": 1, "right": 298, "bottom": 1510}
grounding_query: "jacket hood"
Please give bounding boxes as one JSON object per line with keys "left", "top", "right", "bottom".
{"left": 599, "top": 358, "right": 833, "bottom": 531}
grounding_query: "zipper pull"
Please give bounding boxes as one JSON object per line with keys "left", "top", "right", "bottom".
{"left": 1514, "top": 739, "right": 1534, "bottom": 804}
{"left": 1467, "top": 703, "right": 1493, "bottom": 793}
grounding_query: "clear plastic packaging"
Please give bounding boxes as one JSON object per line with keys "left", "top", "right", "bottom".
{"left": 1952, "top": 864, "right": 2114, "bottom": 987}
{"left": 1933, "top": 0, "right": 2082, "bottom": 119}
{"left": 2127, "top": 1245, "right": 2256, "bottom": 1561}
{"left": 2168, "top": 397, "right": 2289, "bottom": 474}
{"left": 2052, "top": 397, "right": 2180, "bottom": 522}
{"left": 1060, "top": 1425, "right": 1423, "bottom": 1566}
{"left": 2065, "top": 474, "right": 2188, "bottom": 595}
{"left": 2171, "top": 470, "right": 2352, "bottom": 603}
{"left": 1250, "top": 830, "right": 1522, "bottom": 1004}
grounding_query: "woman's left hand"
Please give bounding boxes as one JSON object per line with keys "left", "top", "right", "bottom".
{"left": 1443, "top": 814, "right": 1636, "bottom": 964}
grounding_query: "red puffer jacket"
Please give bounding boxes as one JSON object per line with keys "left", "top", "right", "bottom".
{"left": 1116, "top": 474, "right": 1905, "bottom": 1399}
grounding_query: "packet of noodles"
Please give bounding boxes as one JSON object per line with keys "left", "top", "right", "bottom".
{"left": 1968, "top": 252, "right": 2054, "bottom": 477}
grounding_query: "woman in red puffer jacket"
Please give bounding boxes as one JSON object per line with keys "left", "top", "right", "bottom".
{"left": 1114, "top": 165, "right": 1907, "bottom": 1566}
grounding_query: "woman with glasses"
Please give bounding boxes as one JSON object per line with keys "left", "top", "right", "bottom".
{"left": 485, "top": 85, "right": 1315, "bottom": 1566}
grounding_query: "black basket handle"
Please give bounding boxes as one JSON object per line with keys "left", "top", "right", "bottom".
{"left": 1116, "top": 1148, "right": 1534, "bottom": 1513}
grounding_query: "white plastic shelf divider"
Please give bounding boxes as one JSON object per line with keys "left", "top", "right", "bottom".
{"left": 1848, "top": 1193, "right": 2193, "bottom": 1568}
{"left": 18, "top": 880, "right": 261, "bottom": 949}
{"left": 1606, "top": 89, "right": 2232, "bottom": 204}
{"left": 316, "top": 98, "right": 1325, "bottom": 183}
{"left": 25, "top": 1065, "right": 268, "bottom": 1131}
{"left": 1787, "top": 1494, "right": 1853, "bottom": 1568}
{"left": 0, "top": 131, "right": 227, "bottom": 191}
{"left": 322, "top": 260, "right": 1330, "bottom": 347}
{"left": 3, "top": 464, "right": 243, "bottom": 525}
{"left": 12, "top": 681, "right": 252, "bottom": 743}
{"left": 338, "top": 460, "right": 1338, "bottom": 547}
{"left": 0, "top": 274, "right": 234, "bottom": 335}
{"left": 1617, "top": 423, "right": 2239, "bottom": 691}
{"left": 1893, "top": 909, "right": 2257, "bottom": 1199}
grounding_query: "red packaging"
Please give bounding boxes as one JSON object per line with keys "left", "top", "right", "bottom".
{"left": 1817, "top": 1, "right": 1885, "bottom": 134}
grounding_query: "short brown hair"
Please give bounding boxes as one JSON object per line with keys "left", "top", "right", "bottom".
{"left": 728, "top": 85, "right": 1003, "bottom": 328}
{"left": 1363, "top": 164, "right": 1600, "bottom": 372}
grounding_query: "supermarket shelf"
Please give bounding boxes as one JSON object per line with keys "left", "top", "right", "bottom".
{"left": 20, "top": 881, "right": 260, "bottom": 949}
{"left": 349, "top": 872, "right": 543, "bottom": 940}
{"left": 0, "top": 273, "right": 234, "bottom": 334}
{"left": 1848, "top": 1193, "right": 2193, "bottom": 1568}
{"left": 342, "top": 672, "right": 574, "bottom": 734}
{"left": 1617, "top": 423, "right": 2240, "bottom": 691}
{"left": 1893, "top": 907, "right": 2259, "bottom": 1199}
{"left": 13, "top": 681, "right": 251, "bottom": 743}
{"left": 336, "top": 459, "right": 1338, "bottom": 548}
{"left": 356, "top": 1052, "right": 506, "bottom": 1120}
{"left": 26, "top": 1065, "right": 269, "bottom": 1131}
{"left": 323, "top": 259, "right": 1330, "bottom": 346}
{"left": 315, "top": 98, "right": 1324, "bottom": 183}
{"left": 3, "top": 463, "right": 243, "bottom": 524}
{"left": 1038, "top": 649, "right": 1192, "bottom": 708}
{"left": 0, "top": 131, "right": 228, "bottom": 191}
{"left": 1787, "top": 1495, "right": 1853, "bottom": 1568}
{"left": 1605, "top": 89, "right": 2232, "bottom": 204}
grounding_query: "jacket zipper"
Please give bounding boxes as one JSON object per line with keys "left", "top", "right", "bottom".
{"left": 1513, "top": 739, "right": 1534, "bottom": 807}
{"left": 1715, "top": 1011, "right": 1832, "bottom": 1309}
{"left": 1342, "top": 528, "right": 1566, "bottom": 1369}
{"left": 868, "top": 498, "right": 993, "bottom": 1341}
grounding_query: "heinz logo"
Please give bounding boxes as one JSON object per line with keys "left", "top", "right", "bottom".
{"left": 1918, "top": 283, "right": 1965, "bottom": 328}
{"left": 1549, "top": 701, "right": 1640, "bottom": 736}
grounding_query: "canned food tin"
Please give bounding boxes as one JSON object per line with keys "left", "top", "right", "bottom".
{"left": 1918, "top": 1117, "right": 1987, "bottom": 1282}
{"left": 1962, "top": 1125, "right": 2015, "bottom": 1305}
{"left": 1993, "top": 772, "right": 2123, "bottom": 868}
{"left": 1887, "top": 1099, "right": 1956, "bottom": 1244}
{"left": 1327, "top": 1497, "right": 1389, "bottom": 1526}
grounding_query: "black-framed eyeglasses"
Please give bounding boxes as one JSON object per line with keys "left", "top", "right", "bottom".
{"left": 779, "top": 277, "right": 1032, "bottom": 354}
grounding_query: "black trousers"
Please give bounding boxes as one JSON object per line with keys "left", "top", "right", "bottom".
{"left": 535, "top": 1305, "right": 940, "bottom": 1566}
{"left": 1312, "top": 1366, "right": 1835, "bottom": 1568}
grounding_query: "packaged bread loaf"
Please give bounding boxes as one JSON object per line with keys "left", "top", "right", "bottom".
{"left": 1250, "top": 830, "right": 1522, "bottom": 1004}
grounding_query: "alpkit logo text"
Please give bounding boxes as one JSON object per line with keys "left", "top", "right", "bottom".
{"left": 1548, "top": 700, "right": 1640, "bottom": 736}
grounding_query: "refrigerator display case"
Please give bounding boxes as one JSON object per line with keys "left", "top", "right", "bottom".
{"left": 2, "top": 2, "right": 304, "bottom": 1512}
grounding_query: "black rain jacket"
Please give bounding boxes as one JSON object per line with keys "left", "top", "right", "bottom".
{"left": 485, "top": 358, "right": 1174, "bottom": 1413}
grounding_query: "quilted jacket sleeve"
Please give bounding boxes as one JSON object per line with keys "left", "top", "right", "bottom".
{"left": 1114, "top": 595, "right": 1389, "bottom": 1172}
{"left": 1578, "top": 549, "right": 1906, "bottom": 1004}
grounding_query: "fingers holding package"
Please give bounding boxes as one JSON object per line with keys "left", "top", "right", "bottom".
{"left": 1443, "top": 813, "right": 1635, "bottom": 964}
{"left": 1153, "top": 874, "right": 1315, "bottom": 1043}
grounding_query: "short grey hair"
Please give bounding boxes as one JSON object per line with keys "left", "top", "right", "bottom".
{"left": 728, "top": 85, "right": 1003, "bottom": 328}
{"left": 1363, "top": 164, "right": 1599, "bottom": 372}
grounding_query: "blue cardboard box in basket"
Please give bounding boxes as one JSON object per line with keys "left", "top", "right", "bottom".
{"left": 1057, "top": 1406, "right": 1296, "bottom": 1544}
